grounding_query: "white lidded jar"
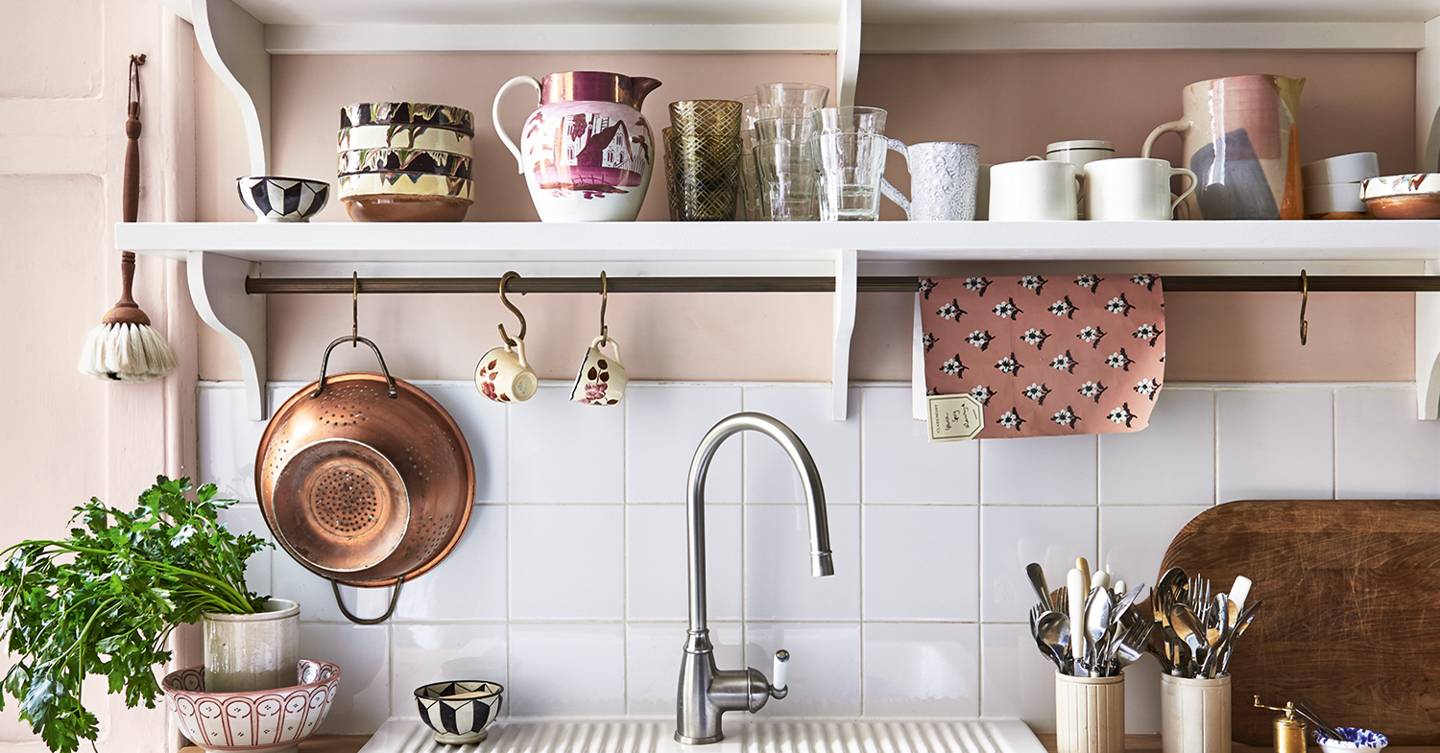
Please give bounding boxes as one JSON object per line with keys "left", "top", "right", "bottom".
{"left": 202, "top": 598, "right": 300, "bottom": 692}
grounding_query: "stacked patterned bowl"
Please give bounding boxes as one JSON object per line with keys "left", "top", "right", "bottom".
{"left": 338, "top": 101, "right": 475, "bottom": 221}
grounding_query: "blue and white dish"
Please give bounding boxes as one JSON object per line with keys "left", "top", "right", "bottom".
{"left": 415, "top": 680, "right": 503, "bottom": 745}
{"left": 236, "top": 176, "right": 329, "bottom": 222}
{"left": 1314, "top": 727, "right": 1389, "bottom": 753}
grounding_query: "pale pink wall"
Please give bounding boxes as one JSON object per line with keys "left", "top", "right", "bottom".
{"left": 198, "top": 50, "right": 1418, "bottom": 383}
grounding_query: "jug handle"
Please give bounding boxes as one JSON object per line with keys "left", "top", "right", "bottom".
{"left": 493, "top": 75, "right": 541, "bottom": 174}
{"left": 879, "top": 138, "right": 912, "bottom": 219}
{"left": 1142, "top": 119, "right": 1190, "bottom": 159}
{"left": 1170, "top": 166, "right": 1198, "bottom": 214}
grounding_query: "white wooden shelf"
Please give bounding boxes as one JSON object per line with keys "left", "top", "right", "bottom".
{"left": 124, "top": 220, "right": 1440, "bottom": 424}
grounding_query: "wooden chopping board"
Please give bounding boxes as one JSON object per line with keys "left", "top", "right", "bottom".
{"left": 1158, "top": 499, "right": 1440, "bottom": 745}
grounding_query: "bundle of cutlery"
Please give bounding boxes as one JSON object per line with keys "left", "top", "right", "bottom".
{"left": 1025, "top": 558, "right": 1151, "bottom": 677}
{"left": 1151, "top": 566, "right": 1261, "bottom": 678}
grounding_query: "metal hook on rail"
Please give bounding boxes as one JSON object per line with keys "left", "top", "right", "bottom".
{"left": 498, "top": 271, "right": 528, "bottom": 347}
{"left": 1299, "top": 269, "right": 1309, "bottom": 346}
{"left": 598, "top": 271, "right": 610, "bottom": 345}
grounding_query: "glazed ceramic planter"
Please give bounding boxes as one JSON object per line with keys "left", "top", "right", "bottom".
{"left": 1055, "top": 673, "right": 1125, "bottom": 753}
{"left": 1161, "top": 674, "right": 1232, "bottom": 753}
{"left": 203, "top": 598, "right": 300, "bottom": 692}
{"left": 493, "top": 71, "right": 661, "bottom": 222}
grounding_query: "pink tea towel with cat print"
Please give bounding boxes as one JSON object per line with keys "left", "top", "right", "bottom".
{"left": 919, "top": 274, "right": 1165, "bottom": 438}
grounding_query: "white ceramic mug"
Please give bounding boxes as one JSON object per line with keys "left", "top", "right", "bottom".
{"left": 880, "top": 140, "right": 981, "bottom": 221}
{"left": 989, "top": 159, "right": 1079, "bottom": 221}
{"left": 475, "top": 341, "right": 538, "bottom": 403}
{"left": 1084, "top": 157, "right": 1197, "bottom": 221}
{"left": 570, "top": 336, "right": 627, "bottom": 406}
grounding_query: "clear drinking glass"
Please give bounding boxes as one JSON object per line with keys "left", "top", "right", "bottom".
{"left": 814, "top": 131, "right": 888, "bottom": 221}
{"left": 753, "top": 116, "right": 815, "bottom": 144}
{"left": 753, "top": 140, "right": 820, "bottom": 221}
{"left": 813, "top": 106, "right": 888, "bottom": 135}
{"left": 756, "top": 82, "right": 830, "bottom": 110}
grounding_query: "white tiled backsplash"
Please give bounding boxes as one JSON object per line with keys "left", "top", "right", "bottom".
{"left": 198, "top": 381, "right": 1440, "bottom": 735}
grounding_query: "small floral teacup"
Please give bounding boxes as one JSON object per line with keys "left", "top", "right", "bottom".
{"left": 475, "top": 340, "right": 538, "bottom": 403}
{"left": 570, "top": 336, "right": 626, "bottom": 406}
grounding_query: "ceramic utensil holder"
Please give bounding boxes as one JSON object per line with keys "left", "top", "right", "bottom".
{"left": 1161, "top": 674, "right": 1232, "bottom": 753}
{"left": 1055, "top": 673, "right": 1125, "bottom": 753}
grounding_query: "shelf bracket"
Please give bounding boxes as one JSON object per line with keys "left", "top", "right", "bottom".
{"left": 192, "top": 0, "right": 271, "bottom": 174}
{"left": 831, "top": 248, "right": 858, "bottom": 420}
{"left": 836, "top": 0, "right": 861, "bottom": 108}
{"left": 1419, "top": 260, "right": 1440, "bottom": 420}
{"left": 189, "top": 252, "right": 268, "bottom": 420}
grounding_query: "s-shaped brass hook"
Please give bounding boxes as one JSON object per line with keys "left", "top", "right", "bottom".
{"left": 598, "top": 270, "right": 610, "bottom": 346}
{"left": 498, "top": 271, "right": 528, "bottom": 347}
{"left": 1299, "top": 269, "right": 1309, "bottom": 346}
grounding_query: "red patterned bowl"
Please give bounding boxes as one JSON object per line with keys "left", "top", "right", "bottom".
{"left": 162, "top": 659, "right": 341, "bottom": 753}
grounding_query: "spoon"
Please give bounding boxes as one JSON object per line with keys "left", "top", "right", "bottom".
{"left": 1035, "top": 610, "right": 1072, "bottom": 674}
{"left": 1168, "top": 603, "right": 1207, "bottom": 676}
{"left": 1026, "top": 562, "right": 1053, "bottom": 612}
{"left": 1084, "top": 587, "right": 1114, "bottom": 676}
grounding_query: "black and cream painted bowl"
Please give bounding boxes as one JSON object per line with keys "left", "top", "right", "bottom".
{"left": 236, "top": 176, "right": 329, "bottom": 222}
{"left": 415, "top": 680, "right": 503, "bottom": 745}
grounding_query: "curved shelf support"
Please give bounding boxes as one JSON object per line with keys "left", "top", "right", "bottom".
{"left": 1418, "top": 260, "right": 1440, "bottom": 420}
{"left": 189, "top": 252, "right": 268, "bottom": 420}
{"left": 192, "top": 0, "right": 270, "bottom": 174}
{"left": 831, "top": 248, "right": 858, "bottom": 420}
{"left": 836, "top": 0, "right": 861, "bottom": 108}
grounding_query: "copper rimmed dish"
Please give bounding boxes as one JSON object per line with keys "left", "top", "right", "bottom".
{"left": 256, "top": 336, "right": 474, "bottom": 623}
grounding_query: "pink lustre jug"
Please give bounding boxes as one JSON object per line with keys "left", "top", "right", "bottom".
{"left": 493, "top": 71, "right": 661, "bottom": 222}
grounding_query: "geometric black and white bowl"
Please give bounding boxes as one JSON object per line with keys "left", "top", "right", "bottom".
{"left": 236, "top": 176, "right": 330, "bottom": 222}
{"left": 415, "top": 680, "right": 504, "bottom": 745}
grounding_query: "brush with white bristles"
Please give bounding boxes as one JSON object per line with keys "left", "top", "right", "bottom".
{"left": 78, "top": 53, "right": 175, "bottom": 383}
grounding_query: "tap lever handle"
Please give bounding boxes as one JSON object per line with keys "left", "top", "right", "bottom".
{"left": 772, "top": 649, "right": 790, "bottom": 696}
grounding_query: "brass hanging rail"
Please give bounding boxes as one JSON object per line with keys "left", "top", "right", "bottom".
{"left": 245, "top": 275, "right": 1440, "bottom": 295}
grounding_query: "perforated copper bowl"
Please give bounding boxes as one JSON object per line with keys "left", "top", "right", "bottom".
{"left": 271, "top": 438, "right": 411, "bottom": 573}
{"left": 257, "top": 337, "right": 474, "bottom": 619}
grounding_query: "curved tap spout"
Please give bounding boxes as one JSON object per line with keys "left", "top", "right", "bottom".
{"left": 677, "top": 412, "right": 833, "bottom": 745}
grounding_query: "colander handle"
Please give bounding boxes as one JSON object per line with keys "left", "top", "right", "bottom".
{"left": 330, "top": 577, "right": 403, "bottom": 625}
{"left": 312, "top": 335, "right": 399, "bottom": 399}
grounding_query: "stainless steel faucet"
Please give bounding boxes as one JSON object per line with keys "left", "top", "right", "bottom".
{"left": 675, "top": 412, "right": 834, "bottom": 745}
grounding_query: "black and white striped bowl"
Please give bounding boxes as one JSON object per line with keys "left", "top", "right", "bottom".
{"left": 415, "top": 680, "right": 504, "bottom": 745}
{"left": 236, "top": 176, "right": 330, "bottom": 222}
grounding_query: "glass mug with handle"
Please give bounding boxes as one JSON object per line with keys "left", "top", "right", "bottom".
{"left": 1084, "top": 157, "right": 1197, "bottom": 221}
{"left": 879, "top": 140, "right": 981, "bottom": 221}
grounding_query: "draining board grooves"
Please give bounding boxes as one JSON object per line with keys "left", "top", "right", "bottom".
{"left": 361, "top": 719, "right": 1044, "bottom": 753}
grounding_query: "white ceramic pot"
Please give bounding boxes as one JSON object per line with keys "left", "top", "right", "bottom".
{"left": 989, "top": 160, "right": 1079, "bottom": 221}
{"left": 202, "top": 598, "right": 300, "bottom": 692}
{"left": 1055, "top": 672, "right": 1125, "bottom": 753}
{"left": 1161, "top": 674, "right": 1231, "bottom": 753}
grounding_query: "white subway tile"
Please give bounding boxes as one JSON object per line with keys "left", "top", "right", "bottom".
{"left": 508, "top": 623, "right": 625, "bottom": 716}
{"left": 217, "top": 503, "right": 272, "bottom": 598}
{"left": 979, "top": 506, "right": 1096, "bottom": 622}
{"left": 1099, "top": 505, "right": 1208, "bottom": 588}
{"left": 509, "top": 385, "right": 624, "bottom": 503}
{"left": 396, "top": 504, "right": 507, "bottom": 622}
{"left": 627, "top": 504, "right": 741, "bottom": 621}
{"left": 1123, "top": 654, "right": 1165, "bottom": 734}
{"left": 424, "top": 382, "right": 509, "bottom": 502}
{"left": 1336, "top": 386, "right": 1440, "bottom": 498}
{"left": 862, "top": 623, "right": 979, "bottom": 717}
{"left": 509, "top": 505, "right": 623, "bottom": 620}
{"left": 390, "top": 624, "right": 507, "bottom": 718}
{"left": 861, "top": 386, "right": 978, "bottom": 503}
{"left": 626, "top": 622, "right": 742, "bottom": 716}
{"left": 302, "top": 623, "right": 389, "bottom": 733}
{"left": 627, "top": 385, "right": 742, "bottom": 503}
{"left": 744, "top": 622, "right": 861, "bottom": 717}
{"left": 863, "top": 506, "right": 978, "bottom": 621}
{"left": 981, "top": 435, "right": 1098, "bottom": 505}
{"left": 1100, "top": 389, "right": 1214, "bottom": 505}
{"left": 743, "top": 386, "right": 860, "bottom": 503}
{"left": 980, "top": 623, "right": 1057, "bottom": 731}
{"left": 745, "top": 505, "right": 861, "bottom": 620}
{"left": 197, "top": 385, "right": 265, "bottom": 502}
{"left": 1216, "top": 389, "right": 1333, "bottom": 501}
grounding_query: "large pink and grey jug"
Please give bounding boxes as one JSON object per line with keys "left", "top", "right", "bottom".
{"left": 1143, "top": 74, "right": 1305, "bottom": 220}
{"left": 493, "top": 71, "right": 661, "bottom": 222}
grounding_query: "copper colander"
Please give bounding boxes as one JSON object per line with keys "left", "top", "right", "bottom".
{"left": 256, "top": 336, "right": 474, "bottom": 622}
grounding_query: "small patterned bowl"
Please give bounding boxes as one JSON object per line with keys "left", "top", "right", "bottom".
{"left": 236, "top": 176, "right": 330, "bottom": 222}
{"left": 1314, "top": 727, "right": 1389, "bottom": 753}
{"left": 415, "top": 680, "right": 504, "bottom": 745}
{"left": 162, "top": 659, "right": 340, "bottom": 753}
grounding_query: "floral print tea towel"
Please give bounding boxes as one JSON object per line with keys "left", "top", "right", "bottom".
{"left": 918, "top": 274, "right": 1165, "bottom": 438}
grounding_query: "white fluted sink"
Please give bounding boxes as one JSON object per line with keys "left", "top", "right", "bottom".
{"left": 361, "top": 718, "right": 1045, "bottom": 753}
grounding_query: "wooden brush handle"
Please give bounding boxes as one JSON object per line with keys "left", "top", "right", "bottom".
{"left": 102, "top": 54, "right": 149, "bottom": 327}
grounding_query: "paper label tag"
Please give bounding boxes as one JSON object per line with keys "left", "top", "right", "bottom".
{"left": 926, "top": 394, "right": 984, "bottom": 442}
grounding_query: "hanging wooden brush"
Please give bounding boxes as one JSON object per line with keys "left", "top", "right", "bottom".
{"left": 78, "top": 54, "right": 176, "bottom": 382}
